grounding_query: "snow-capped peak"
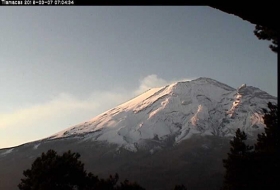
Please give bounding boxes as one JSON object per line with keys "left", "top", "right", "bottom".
{"left": 48, "top": 78, "right": 277, "bottom": 151}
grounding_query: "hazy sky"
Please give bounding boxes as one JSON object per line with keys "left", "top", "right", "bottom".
{"left": 0, "top": 6, "right": 277, "bottom": 148}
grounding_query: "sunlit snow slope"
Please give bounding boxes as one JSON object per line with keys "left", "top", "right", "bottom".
{"left": 49, "top": 77, "right": 277, "bottom": 151}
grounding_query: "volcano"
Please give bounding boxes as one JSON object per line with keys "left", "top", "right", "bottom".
{"left": 0, "top": 77, "right": 277, "bottom": 190}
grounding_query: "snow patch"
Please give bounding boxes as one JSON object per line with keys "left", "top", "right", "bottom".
{"left": 227, "top": 93, "right": 242, "bottom": 117}
{"left": 191, "top": 105, "right": 202, "bottom": 125}
{"left": 237, "top": 84, "right": 246, "bottom": 91}
{"left": 33, "top": 144, "right": 40, "bottom": 149}
{"left": 46, "top": 78, "right": 277, "bottom": 152}
{"left": 1, "top": 148, "right": 13, "bottom": 155}
{"left": 124, "top": 144, "right": 137, "bottom": 152}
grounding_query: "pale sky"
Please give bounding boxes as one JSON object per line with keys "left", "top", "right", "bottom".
{"left": 0, "top": 6, "right": 277, "bottom": 149}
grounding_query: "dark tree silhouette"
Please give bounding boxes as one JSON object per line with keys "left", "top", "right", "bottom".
{"left": 253, "top": 102, "right": 279, "bottom": 189}
{"left": 18, "top": 149, "right": 145, "bottom": 190}
{"left": 254, "top": 25, "right": 278, "bottom": 53}
{"left": 222, "top": 128, "right": 253, "bottom": 190}
{"left": 18, "top": 149, "right": 90, "bottom": 190}
{"left": 255, "top": 102, "right": 279, "bottom": 152}
{"left": 209, "top": 5, "right": 278, "bottom": 53}
{"left": 116, "top": 179, "right": 145, "bottom": 190}
{"left": 222, "top": 102, "right": 279, "bottom": 190}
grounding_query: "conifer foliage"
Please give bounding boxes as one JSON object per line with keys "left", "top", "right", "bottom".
{"left": 222, "top": 128, "right": 253, "bottom": 190}
{"left": 18, "top": 150, "right": 89, "bottom": 190}
{"left": 222, "top": 102, "right": 279, "bottom": 190}
{"left": 18, "top": 150, "right": 145, "bottom": 190}
{"left": 253, "top": 102, "right": 279, "bottom": 189}
{"left": 254, "top": 25, "right": 278, "bottom": 53}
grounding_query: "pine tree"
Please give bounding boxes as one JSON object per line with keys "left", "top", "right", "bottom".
{"left": 18, "top": 149, "right": 90, "bottom": 190}
{"left": 253, "top": 102, "right": 279, "bottom": 189}
{"left": 222, "top": 102, "right": 279, "bottom": 190}
{"left": 19, "top": 149, "right": 146, "bottom": 190}
{"left": 222, "top": 128, "right": 253, "bottom": 190}
{"left": 116, "top": 179, "right": 145, "bottom": 190}
{"left": 254, "top": 25, "right": 278, "bottom": 53}
{"left": 255, "top": 102, "right": 279, "bottom": 152}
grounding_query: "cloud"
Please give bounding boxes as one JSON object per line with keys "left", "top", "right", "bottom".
{"left": 0, "top": 93, "right": 93, "bottom": 128}
{"left": 0, "top": 74, "right": 194, "bottom": 148}
{"left": 134, "top": 74, "right": 194, "bottom": 95}
{"left": 0, "top": 74, "right": 194, "bottom": 129}
{"left": 0, "top": 92, "right": 131, "bottom": 129}
{"left": 134, "top": 74, "right": 169, "bottom": 95}
{"left": 0, "top": 91, "right": 131, "bottom": 148}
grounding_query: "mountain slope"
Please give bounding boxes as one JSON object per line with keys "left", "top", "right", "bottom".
{"left": 48, "top": 77, "right": 277, "bottom": 151}
{"left": 0, "top": 77, "right": 277, "bottom": 190}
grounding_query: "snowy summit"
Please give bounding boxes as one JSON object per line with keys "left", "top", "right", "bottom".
{"left": 48, "top": 77, "right": 277, "bottom": 151}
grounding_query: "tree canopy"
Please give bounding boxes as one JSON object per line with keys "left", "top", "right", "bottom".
{"left": 18, "top": 149, "right": 145, "bottom": 190}
{"left": 209, "top": 5, "right": 278, "bottom": 53}
{"left": 222, "top": 102, "right": 279, "bottom": 190}
{"left": 18, "top": 150, "right": 89, "bottom": 190}
{"left": 254, "top": 25, "right": 278, "bottom": 53}
{"left": 222, "top": 128, "right": 254, "bottom": 190}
